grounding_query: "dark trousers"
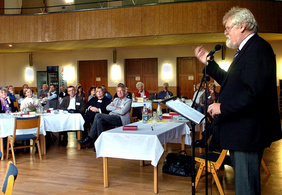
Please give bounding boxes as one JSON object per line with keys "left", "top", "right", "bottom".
{"left": 230, "top": 150, "right": 264, "bottom": 195}
{"left": 88, "top": 113, "right": 122, "bottom": 140}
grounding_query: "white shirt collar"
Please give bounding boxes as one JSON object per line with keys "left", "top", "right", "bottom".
{"left": 239, "top": 33, "right": 255, "bottom": 50}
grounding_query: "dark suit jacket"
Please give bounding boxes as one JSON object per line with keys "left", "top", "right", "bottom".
{"left": 59, "top": 95, "right": 86, "bottom": 115}
{"left": 207, "top": 34, "right": 282, "bottom": 152}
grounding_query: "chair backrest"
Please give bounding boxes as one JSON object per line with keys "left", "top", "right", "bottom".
{"left": 45, "top": 99, "right": 60, "bottom": 109}
{"left": 2, "top": 161, "right": 18, "bottom": 195}
{"left": 13, "top": 116, "right": 41, "bottom": 142}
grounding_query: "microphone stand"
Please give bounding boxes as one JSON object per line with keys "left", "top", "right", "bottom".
{"left": 190, "top": 67, "right": 210, "bottom": 195}
{"left": 191, "top": 55, "right": 212, "bottom": 195}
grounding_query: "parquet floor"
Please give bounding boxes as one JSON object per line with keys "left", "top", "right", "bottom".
{"left": 0, "top": 132, "right": 281, "bottom": 195}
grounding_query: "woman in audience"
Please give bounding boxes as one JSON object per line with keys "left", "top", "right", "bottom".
{"left": 87, "top": 86, "right": 96, "bottom": 102}
{"left": 76, "top": 85, "right": 86, "bottom": 102}
{"left": 0, "top": 88, "right": 16, "bottom": 113}
{"left": 20, "top": 84, "right": 28, "bottom": 98}
{"left": 7, "top": 85, "right": 16, "bottom": 102}
{"left": 135, "top": 82, "right": 150, "bottom": 99}
{"left": 83, "top": 87, "right": 111, "bottom": 139}
{"left": 20, "top": 88, "right": 40, "bottom": 111}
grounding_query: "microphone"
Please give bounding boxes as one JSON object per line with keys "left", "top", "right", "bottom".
{"left": 201, "top": 76, "right": 210, "bottom": 82}
{"left": 207, "top": 44, "right": 222, "bottom": 58}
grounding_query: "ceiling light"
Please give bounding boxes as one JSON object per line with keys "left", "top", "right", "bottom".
{"left": 65, "top": 0, "right": 74, "bottom": 4}
{"left": 9, "top": 44, "right": 12, "bottom": 47}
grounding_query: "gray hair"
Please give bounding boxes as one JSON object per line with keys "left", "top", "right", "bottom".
{"left": 0, "top": 87, "right": 7, "bottom": 93}
{"left": 223, "top": 7, "right": 258, "bottom": 33}
{"left": 136, "top": 82, "right": 144, "bottom": 89}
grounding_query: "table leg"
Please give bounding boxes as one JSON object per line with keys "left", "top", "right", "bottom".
{"left": 181, "top": 134, "right": 185, "bottom": 151}
{"left": 154, "top": 165, "right": 158, "bottom": 194}
{"left": 77, "top": 130, "right": 81, "bottom": 150}
{"left": 103, "top": 157, "right": 109, "bottom": 187}
{"left": 39, "top": 135, "right": 46, "bottom": 155}
{"left": 0, "top": 138, "right": 3, "bottom": 160}
{"left": 198, "top": 123, "right": 203, "bottom": 154}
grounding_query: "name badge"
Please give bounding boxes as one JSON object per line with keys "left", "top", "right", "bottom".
{"left": 76, "top": 102, "right": 81, "bottom": 106}
{"left": 98, "top": 100, "right": 102, "bottom": 103}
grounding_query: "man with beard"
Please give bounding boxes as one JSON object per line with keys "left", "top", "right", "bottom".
{"left": 195, "top": 7, "right": 281, "bottom": 195}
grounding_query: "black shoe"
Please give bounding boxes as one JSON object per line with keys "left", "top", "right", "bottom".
{"left": 194, "top": 139, "right": 205, "bottom": 148}
{"left": 78, "top": 136, "right": 94, "bottom": 145}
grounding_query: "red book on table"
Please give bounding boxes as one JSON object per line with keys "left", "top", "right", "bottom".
{"left": 162, "top": 115, "right": 172, "bottom": 119}
{"left": 123, "top": 125, "right": 138, "bottom": 131}
{"left": 169, "top": 112, "right": 179, "bottom": 116}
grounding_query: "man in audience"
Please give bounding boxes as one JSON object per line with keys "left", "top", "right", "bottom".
{"left": 47, "top": 84, "right": 58, "bottom": 100}
{"left": 38, "top": 84, "right": 49, "bottom": 98}
{"left": 101, "top": 84, "right": 112, "bottom": 100}
{"left": 59, "top": 85, "right": 86, "bottom": 145}
{"left": 156, "top": 82, "right": 173, "bottom": 99}
{"left": 78, "top": 84, "right": 131, "bottom": 146}
{"left": 59, "top": 85, "right": 86, "bottom": 114}
{"left": 59, "top": 85, "right": 68, "bottom": 98}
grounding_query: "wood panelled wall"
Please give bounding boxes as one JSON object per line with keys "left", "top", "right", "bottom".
{"left": 0, "top": 1, "right": 281, "bottom": 44}
{"left": 0, "top": 0, "right": 3, "bottom": 15}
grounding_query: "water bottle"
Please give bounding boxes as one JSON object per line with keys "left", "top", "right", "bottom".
{"left": 142, "top": 104, "right": 148, "bottom": 123}
{"left": 157, "top": 102, "right": 162, "bottom": 122}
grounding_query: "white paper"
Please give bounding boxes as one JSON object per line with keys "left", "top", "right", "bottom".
{"left": 165, "top": 99, "right": 204, "bottom": 124}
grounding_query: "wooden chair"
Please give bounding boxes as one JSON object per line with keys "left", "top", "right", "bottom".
{"left": 13, "top": 101, "right": 19, "bottom": 112}
{"left": 195, "top": 150, "right": 270, "bottom": 195}
{"left": 195, "top": 149, "right": 228, "bottom": 195}
{"left": 6, "top": 116, "right": 42, "bottom": 164}
{"left": 1, "top": 161, "right": 18, "bottom": 195}
{"left": 130, "top": 107, "right": 138, "bottom": 123}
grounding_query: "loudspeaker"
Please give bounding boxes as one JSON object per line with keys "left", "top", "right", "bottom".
{"left": 113, "top": 49, "right": 117, "bottom": 63}
{"left": 29, "top": 53, "right": 33, "bottom": 66}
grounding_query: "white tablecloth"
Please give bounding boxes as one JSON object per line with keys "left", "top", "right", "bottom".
{"left": 95, "top": 121, "right": 190, "bottom": 166}
{"left": 41, "top": 113, "right": 84, "bottom": 132}
{"left": 0, "top": 113, "right": 84, "bottom": 138}
{"left": 132, "top": 101, "right": 152, "bottom": 109}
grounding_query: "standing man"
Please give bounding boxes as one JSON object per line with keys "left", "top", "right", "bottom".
{"left": 78, "top": 84, "right": 131, "bottom": 145}
{"left": 195, "top": 7, "right": 281, "bottom": 195}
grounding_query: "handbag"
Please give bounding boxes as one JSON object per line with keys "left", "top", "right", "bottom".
{"left": 162, "top": 150, "right": 195, "bottom": 177}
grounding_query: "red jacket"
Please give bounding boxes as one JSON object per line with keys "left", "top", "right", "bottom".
{"left": 135, "top": 90, "right": 150, "bottom": 98}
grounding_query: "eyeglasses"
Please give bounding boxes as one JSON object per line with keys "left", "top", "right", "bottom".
{"left": 224, "top": 24, "right": 237, "bottom": 34}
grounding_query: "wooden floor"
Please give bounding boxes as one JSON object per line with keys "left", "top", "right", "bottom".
{"left": 0, "top": 132, "right": 281, "bottom": 195}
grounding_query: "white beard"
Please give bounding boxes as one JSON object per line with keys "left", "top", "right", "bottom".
{"left": 226, "top": 38, "right": 237, "bottom": 49}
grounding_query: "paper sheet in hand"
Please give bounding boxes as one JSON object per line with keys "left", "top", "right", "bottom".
{"left": 164, "top": 99, "right": 204, "bottom": 124}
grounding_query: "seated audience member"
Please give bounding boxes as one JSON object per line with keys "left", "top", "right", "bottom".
{"left": 59, "top": 85, "right": 86, "bottom": 146}
{"left": 101, "top": 84, "right": 112, "bottom": 100}
{"left": 156, "top": 82, "right": 173, "bottom": 99}
{"left": 47, "top": 84, "right": 58, "bottom": 100}
{"left": 7, "top": 85, "right": 16, "bottom": 102}
{"left": 83, "top": 87, "right": 111, "bottom": 138}
{"left": 135, "top": 82, "right": 150, "bottom": 99}
{"left": 197, "top": 83, "right": 219, "bottom": 114}
{"left": 59, "top": 85, "right": 68, "bottom": 98}
{"left": 20, "top": 84, "right": 29, "bottom": 98}
{"left": 0, "top": 88, "right": 16, "bottom": 113}
{"left": 20, "top": 88, "right": 39, "bottom": 111}
{"left": 195, "top": 83, "right": 219, "bottom": 148}
{"left": 87, "top": 86, "right": 96, "bottom": 102}
{"left": 114, "top": 85, "right": 132, "bottom": 99}
{"left": 59, "top": 86, "right": 86, "bottom": 115}
{"left": 76, "top": 85, "right": 86, "bottom": 102}
{"left": 192, "top": 83, "right": 205, "bottom": 109}
{"left": 78, "top": 84, "right": 131, "bottom": 146}
{"left": 38, "top": 84, "right": 49, "bottom": 99}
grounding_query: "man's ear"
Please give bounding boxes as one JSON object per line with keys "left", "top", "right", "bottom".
{"left": 240, "top": 22, "right": 246, "bottom": 33}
